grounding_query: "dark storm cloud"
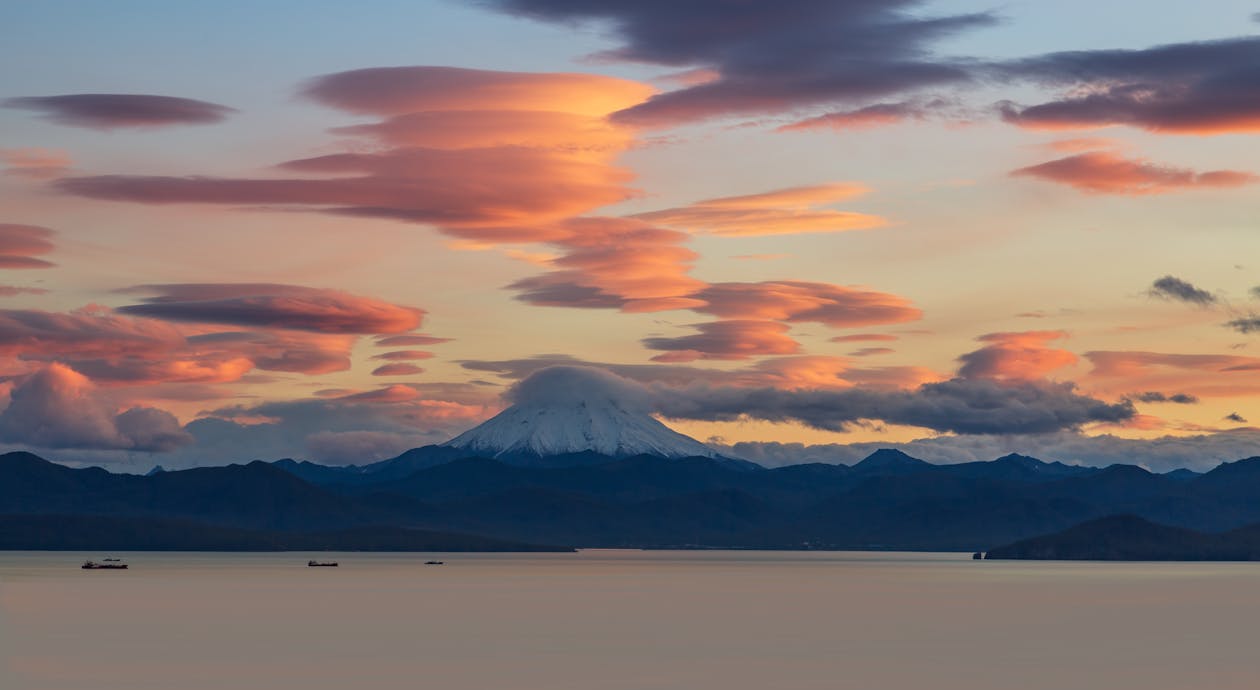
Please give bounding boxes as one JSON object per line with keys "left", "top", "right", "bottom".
{"left": 1148, "top": 275, "right": 1218, "bottom": 306}
{"left": 3, "top": 94, "right": 235, "bottom": 129}
{"left": 479, "top": 1, "right": 1260, "bottom": 136}
{"left": 655, "top": 377, "right": 1134, "bottom": 435}
{"left": 999, "top": 37, "right": 1260, "bottom": 134}
{"left": 481, "top": 0, "right": 995, "bottom": 125}
{"left": 1225, "top": 412, "right": 1248, "bottom": 423}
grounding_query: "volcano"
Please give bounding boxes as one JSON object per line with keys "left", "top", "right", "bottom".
{"left": 442, "top": 366, "right": 719, "bottom": 462}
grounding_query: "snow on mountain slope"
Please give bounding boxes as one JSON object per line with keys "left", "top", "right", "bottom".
{"left": 443, "top": 366, "right": 718, "bottom": 460}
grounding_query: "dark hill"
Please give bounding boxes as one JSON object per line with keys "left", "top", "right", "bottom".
{"left": 986, "top": 514, "right": 1260, "bottom": 561}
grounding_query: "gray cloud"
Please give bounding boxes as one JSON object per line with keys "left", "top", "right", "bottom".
{"left": 1149, "top": 275, "right": 1217, "bottom": 306}
{"left": 3, "top": 94, "right": 234, "bottom": 129}
{"left": 655, "top": 378, "right": 1132, "bottom": 435}
{"left": 1131, "top": 391, "right": 1199, "bottom": 404}
{"left": 1226, "top": 314, "right": 1260, "bottom": 334}
{"left": 722, "top": 428, "right": 1260, "bottom": 472}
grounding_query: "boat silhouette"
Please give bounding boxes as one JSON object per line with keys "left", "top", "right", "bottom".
{"left": 82, "top": 560, "right": 128, "bottom": 570}
{"left": 307, "top": 560, "right": 339, "bottom": 567}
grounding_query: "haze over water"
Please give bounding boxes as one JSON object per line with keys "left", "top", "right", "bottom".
{"left": 2, "top": 550, "right": 1257, "bottom": 690}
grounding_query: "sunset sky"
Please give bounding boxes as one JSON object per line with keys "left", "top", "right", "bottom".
{"left": 3, "top": 0, "right": 1260, "bottom": 471}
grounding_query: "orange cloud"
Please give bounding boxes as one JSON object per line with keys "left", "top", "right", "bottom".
{"left": 1011, "top": 151, "right": 1257, "bottom": 195}
{"left": 331, "top": 110, "right": 634, "bottom": 154}
{"left": 643, "top": 320, "right": 801, "bottom": 361}
{"left": 733, "top": 356, "right": 851, "bottom": 389}
{"left": 58, "top": 66, "right": 655, "bottom": 240}
{"left": 957, "top": 331, "right": 1078, "bottom": 381}
{"left": 694, "top": 281, "right": 921, "bottom": 328}
{"left": 633, "top": 183, "right": 886, "bottom": 236}
{"left": 510, "top": 217, "right": 707, "bottom": 313}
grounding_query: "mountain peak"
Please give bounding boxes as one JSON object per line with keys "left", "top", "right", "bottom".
{"left": 854, "top": 448, "right": 928, "bottom": 470}
{"left": 993, "top": 453, "right": 1043, "bottom": 467}
{"left": 442, "top": 366, "right": 718, "bottom": 463}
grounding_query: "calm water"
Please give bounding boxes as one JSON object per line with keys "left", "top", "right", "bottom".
{"left": 2, "top": 550, "right": 1258, "bottom": 689}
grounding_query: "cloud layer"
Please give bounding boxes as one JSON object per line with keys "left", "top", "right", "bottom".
{"left": 4, "top": 94, "right": 235, "bottom": 129}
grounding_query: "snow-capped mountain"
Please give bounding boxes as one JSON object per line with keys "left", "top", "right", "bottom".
{"left": 442, "top": 366, "right": 719, "bottom": 462}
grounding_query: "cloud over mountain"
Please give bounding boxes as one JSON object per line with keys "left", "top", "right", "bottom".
{"left": 0, "top": 363, "right": 190, "bottom": 451}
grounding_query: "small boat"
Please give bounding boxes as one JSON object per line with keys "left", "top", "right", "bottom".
{"left": 307, "top": 560, "right": 339, "bottom": 567}
{"left": 103, "top": 557, "right": 122, "bottom": 562}
{"left": 424, "top": 560, "right": 444, "bottom": 565}
{"left": 82, "top": 560, "right": 128, "bottom": 570}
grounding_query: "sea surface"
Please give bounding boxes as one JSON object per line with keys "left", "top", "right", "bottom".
{"left": 2, "top": 550, "right": 1257, "bottom": 690}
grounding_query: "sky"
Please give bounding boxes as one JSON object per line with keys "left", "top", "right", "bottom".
{"left": 2, "top": 0, "right": 1260, "bottom": 472}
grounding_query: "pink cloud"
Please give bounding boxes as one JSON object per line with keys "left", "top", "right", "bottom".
{"left": 0, "top": 148, "right": 71, "bottom": 179}
{"left": 371, "top": 363, "right": 424, "bottom": 376}
{"left": 374, "top": 334, "right": 451, "bottom": 347}
{"left": 0, "top": 224, "right": 55, "bottom": 269}
{"left": 1011, "top": 151, "right": 1257, "bottom": 195}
